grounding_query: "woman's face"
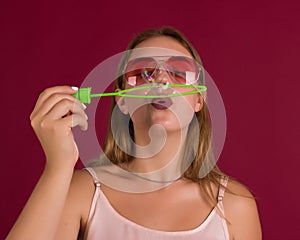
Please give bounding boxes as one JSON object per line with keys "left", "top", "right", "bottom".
{"left": 116, "top": 36, "right": 203, "bottom": 136}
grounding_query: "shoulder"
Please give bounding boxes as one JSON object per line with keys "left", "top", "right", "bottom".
{"left": 66, "top": 169, "right": 96, "bottom": 228}
{"left": 71, "top": 168, "right": 95, "bottom": 190}
{"left": 54, "top": 169, "right": 96, "bottom": 238}
{"left": 222, "top": 179, "right": 262, "bottom": 240}
{"left": 66, "top": 169, "right": 95, "bottom": 203}
{"left": 69, "top": 169, "right": 95, "bottom": 213}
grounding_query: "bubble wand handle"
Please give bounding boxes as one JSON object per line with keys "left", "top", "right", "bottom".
{"left": 73, "top": 84, "right": 207, "bottom": 104}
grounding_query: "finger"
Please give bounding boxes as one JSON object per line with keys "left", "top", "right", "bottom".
{"left": 71, "top": 101, "right": 87, "bottom": 119}
{"left": 52, "top": 98, "right": 87, "bottom": 120}
{"left": 31, "top": 86, "right": 78, "bottom": 120}
{"left": 39, "top": 86, "right": 78, "bottom": 104}
{"left": 46, "top": 98, "right": 86, "bottom": 121}
{"left": 36, "top": 93, "right": 83, "bottom": 119}
{"left": 62, "top": 113, "right": 88, "bottom": 131}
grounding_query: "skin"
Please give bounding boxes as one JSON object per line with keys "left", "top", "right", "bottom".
{"left": 117, "top": 38, "right": 203, "bottom": 172}
{"left": 7, "top": 37, "right": 262, "bottom": 240}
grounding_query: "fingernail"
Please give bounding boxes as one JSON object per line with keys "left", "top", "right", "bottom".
{"left": 71, "top": 86, "right": 78, "bottom": 91}
{"left": 85, "top": 114, "right": 88, "bottom": 120}
{"left": 82, "top": 103, "right": 87, "bottom": 109}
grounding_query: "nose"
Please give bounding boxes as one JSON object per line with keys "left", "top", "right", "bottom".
{"left": 154, "top": 67, "right": 171, "bottom": 85}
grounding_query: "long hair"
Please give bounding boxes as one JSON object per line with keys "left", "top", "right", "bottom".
{"left": 103, "top": 26, "right": 229, "bottom": 207}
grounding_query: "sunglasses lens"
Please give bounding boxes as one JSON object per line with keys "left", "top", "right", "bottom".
{"left": 166, "top": 56, "right": 199, "bottom": 84}
{"left": 125, "top": 58, "right": 155, "bottom": 86}
{"left": 141, "top": 68, "right": 156, "bottom": 82}
{"left": 125, "top": 56, "right": 200, "bottom": 86}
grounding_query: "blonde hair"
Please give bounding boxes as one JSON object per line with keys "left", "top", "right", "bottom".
{"left": 103, "top": 26, "right": 229, "bottom": 207}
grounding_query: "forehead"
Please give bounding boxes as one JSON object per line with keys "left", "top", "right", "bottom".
{"left": 128, "top": 48, "right": 191, "bottom": 60}
{"left": 129, "top": 36, "right": 192, "bottom": 60}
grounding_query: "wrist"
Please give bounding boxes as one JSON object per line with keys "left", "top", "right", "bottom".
{"left": 44, "top": 160, "right": 75, "bottom": 176}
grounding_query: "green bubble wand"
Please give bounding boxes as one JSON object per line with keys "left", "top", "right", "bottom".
{"left": 73, "top": 84, "right": 207, "bottom": 104}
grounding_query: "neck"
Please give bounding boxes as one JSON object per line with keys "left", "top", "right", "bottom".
{"left": 128, "top": 126, "right": 189, "bottom": 173}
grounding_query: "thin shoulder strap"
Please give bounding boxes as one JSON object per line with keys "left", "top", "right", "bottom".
{"left": 85, "top": 167, "right": 101, "bottom": 187}
{"left": 218, "top": 176, "right": 228, "bottom": 202}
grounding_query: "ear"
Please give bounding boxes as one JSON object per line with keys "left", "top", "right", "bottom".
{"left": 194, "top": 94, "right": 204, "bottom": 112}
{"left": 115, "top": 88, "right": 129, "bottom": 115}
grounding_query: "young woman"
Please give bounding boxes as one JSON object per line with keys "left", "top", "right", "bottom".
{"left": 7, "top": 27, "right": 262, "bottom": 240}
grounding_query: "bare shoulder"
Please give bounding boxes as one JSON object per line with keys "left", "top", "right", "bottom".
{"left": 69, "top": 169, "right": 95, "bottom": 219}
{"left": 224, "top": 179, "right": 255, "bottom": 206}
{"left": 54, "top": 169, "right": 95, "bottom": 239}
{"left": 65, "top": 169, "right": 95, "bottom": 206}
{"left": 223, "top": 179, "right": 262, "bottom": 240}
{"left": 71, "top": 169, "right": 95, "bottom": 192}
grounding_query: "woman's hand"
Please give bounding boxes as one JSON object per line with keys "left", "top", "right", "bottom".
{"left": 30, "top": 85, "right": 88, "bottom": 169}
{"left": 7, "top": 86, "right": 88, "bottom": 240}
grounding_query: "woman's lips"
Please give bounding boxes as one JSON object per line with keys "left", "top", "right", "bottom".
{"left": 151, "top": 98, "right": 173, "bottom": 110}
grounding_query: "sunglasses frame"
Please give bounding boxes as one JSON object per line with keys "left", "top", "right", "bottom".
{"left": 123, "top": 55, "right": 203, "bottom": 87}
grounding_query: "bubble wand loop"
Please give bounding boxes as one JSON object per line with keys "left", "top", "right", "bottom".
{"left": 73, "top": 84, "right": 207, "bottom": 104}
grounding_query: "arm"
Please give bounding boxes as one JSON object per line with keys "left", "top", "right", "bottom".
{"left": 7, "top": 166, "right": 75, "bottom": 240}
{"left": 54, "top": 169, "right": 95, "bottom": 239}
{"left": 223, "top": 181, "right": 262, "bottom": 240}
{"left": 7, "top": 86, "right": 88, "bottom": 240}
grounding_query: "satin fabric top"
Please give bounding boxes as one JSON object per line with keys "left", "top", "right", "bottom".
{"left": 84, "top": 167, "right": 230, "bottom": 240}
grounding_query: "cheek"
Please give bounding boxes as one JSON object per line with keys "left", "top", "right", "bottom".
{"left": 174, "top": 87, "right": 202, "bottom": 111}
{"left": 125, "top": 97, "right": 147, "bottom": 115}
{"left": 184, "top": 95, "right": 201, "bottom": 112}
{"left": 169, "top": 97, "right": 197, "bottom": 129}
{"left": 130, "top": 106, "right": 147, "bottom": 120}
{"left": 127, "top": 103, "right": 152, "bottom": 128}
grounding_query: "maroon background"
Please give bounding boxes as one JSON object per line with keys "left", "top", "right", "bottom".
{"left": 1, "top": 0, "right": 299, "bottom": 239}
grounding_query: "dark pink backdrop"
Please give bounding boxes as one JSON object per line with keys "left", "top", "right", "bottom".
{"left": 1, "top": 0, "right": 299, "bottom": 239}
